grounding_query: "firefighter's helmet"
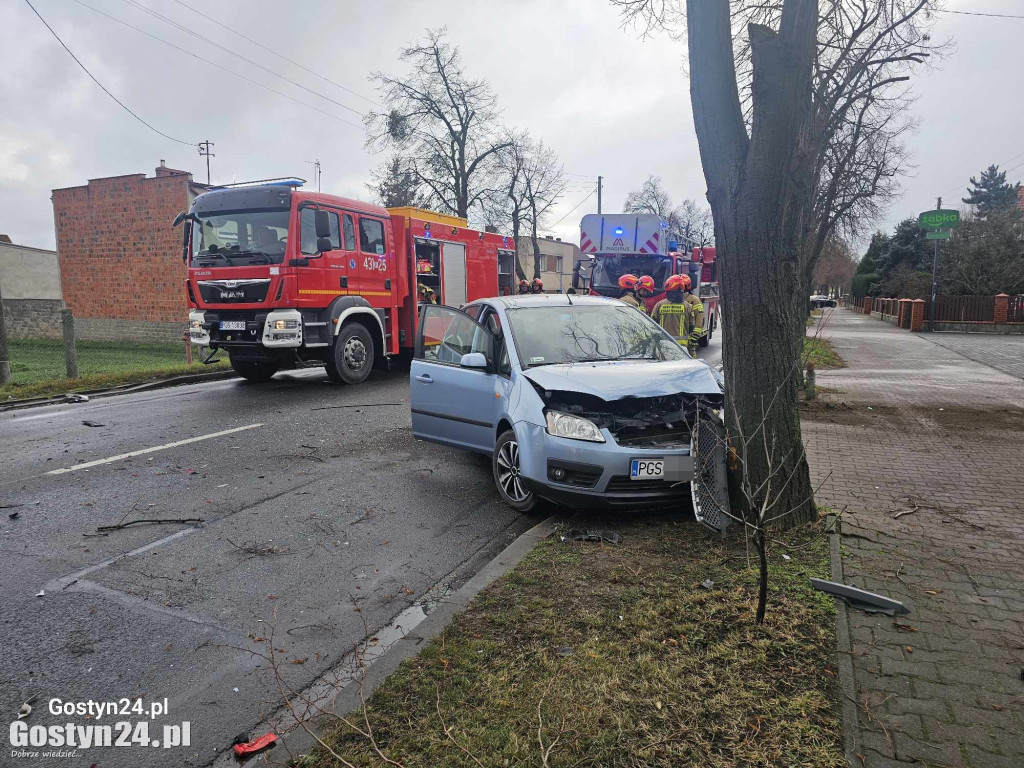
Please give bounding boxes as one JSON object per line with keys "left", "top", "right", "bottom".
{"left": 416, "top": 258, "right": 433, "bottom": 274}
{"left": 664, "top": 274, "right": 691, "bottom": 292}
{"left": 637, "top": 275, "right": 656, "bottom": 296}
{"left": 518, "top": 279, "right": 530, "bottom": 293}
{"left": 617, "top": 273, "right": 640, "bottom": 291}
{"left": 531, "top": 278, "right": 544, "bottom": 293}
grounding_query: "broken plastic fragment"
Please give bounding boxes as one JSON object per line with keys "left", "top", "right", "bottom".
{"left": 232, "top": 732, "right": 277, "bottom": 757}
{"left": 701, "top": 579, "right": 715, "bottom": 589}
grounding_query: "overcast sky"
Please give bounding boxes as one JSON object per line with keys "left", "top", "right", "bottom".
{"left": 1, "top": 0, "right": 1021, "bottom": 252}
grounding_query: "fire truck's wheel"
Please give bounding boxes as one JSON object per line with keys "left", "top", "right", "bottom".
{"left": 327, "top": 323, "right": 375, "bottom": 385}
{"left": 230, "top": 357, "right": 279, "bottom": 383}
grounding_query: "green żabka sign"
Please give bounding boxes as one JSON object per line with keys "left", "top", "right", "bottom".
{"left": 918, "top": 209, "right": 960, "bottom": 230}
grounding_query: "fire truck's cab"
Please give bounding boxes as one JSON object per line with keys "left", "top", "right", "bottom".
{"left": 179, "top": 180, "right": 510, "bottom": 383}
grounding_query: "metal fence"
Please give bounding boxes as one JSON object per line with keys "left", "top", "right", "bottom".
{"left": 923, "top": 295, "right": 996, "bottom": 324}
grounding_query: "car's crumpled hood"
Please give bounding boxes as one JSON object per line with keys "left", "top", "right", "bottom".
{"left": 521, "top": 359, "right": 723, "bottom": 400}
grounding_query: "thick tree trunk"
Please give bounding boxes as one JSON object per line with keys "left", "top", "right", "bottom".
{"left": 511, "top": 217, "right": 528, "bottom": 281}
{"left": 688, "top": 0, "right": 818, "bottom": 528}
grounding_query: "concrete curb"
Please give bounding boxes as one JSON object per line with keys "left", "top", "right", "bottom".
{"left": 829, "top": 515, "right": 860, "bottom": 767}
{"left": 225, "top": 515, "right": 558, "bottom": 766}
{"left": 0, "top": 369, "right": 238, "bottom": 412}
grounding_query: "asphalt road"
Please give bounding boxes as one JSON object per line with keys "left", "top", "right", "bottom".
{"left": 0, "top": 329, "right": 721, "bottom": 767}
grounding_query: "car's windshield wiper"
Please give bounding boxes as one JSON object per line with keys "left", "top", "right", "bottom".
{"left": 196, "top": 251, "right": 230, "bottom": 264}
{"left": 233, "top": 250, "right": 272, "bottom": 264}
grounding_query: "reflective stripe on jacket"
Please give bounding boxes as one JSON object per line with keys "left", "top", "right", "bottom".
{"left": 652, "top": 300, "right": 687, "bottom": 341}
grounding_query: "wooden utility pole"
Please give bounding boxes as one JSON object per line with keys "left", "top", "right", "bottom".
{"left": 198, "top": 140, "right": 215, "bottom": 185}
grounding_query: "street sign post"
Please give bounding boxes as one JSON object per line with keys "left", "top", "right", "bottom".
{"left": 919, "top": 202, "right": 960, "bottom": 331}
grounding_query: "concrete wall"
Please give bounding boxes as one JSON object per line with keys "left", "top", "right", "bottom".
{"left": 0, "top": 239, "right": 63, "bottom": 338}
{"left": 933, "top": 322, "right": 1024, "bottom": 334}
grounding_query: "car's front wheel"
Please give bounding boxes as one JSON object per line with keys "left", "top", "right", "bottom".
{"left": 493, "top": 430, "right": 536, "bottom": 512}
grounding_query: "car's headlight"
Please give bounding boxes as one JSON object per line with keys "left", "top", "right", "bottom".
{"left": 189, "top": 312, "right": 205, "bottom": 330}
{"left": 545, "top": 410, "right": 605, "bottom": 443}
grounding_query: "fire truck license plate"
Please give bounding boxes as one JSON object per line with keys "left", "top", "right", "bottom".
{"left": 219, "top": 321, "right": 246, "bottom": 331}
{"left": 630, "top": 459, "right": 664, "bottom": 480}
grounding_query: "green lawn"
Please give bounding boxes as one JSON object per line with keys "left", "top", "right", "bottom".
{"left": 803, "top": 337, "right": 844, "bottom": 369}
{"left": 2, "top": 339, "right": 229, "bottom": 401}
{"left": 302, "top": 516, "right": 843, "bottom": 768}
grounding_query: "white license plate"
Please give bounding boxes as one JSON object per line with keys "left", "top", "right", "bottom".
{"left": 219, "top": 321, "right": 246, "bottom": 331}
{"left": 630, "top": 458, "right": 664, "bottom": 480}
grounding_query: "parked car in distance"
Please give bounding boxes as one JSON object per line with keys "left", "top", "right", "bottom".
{"left": 810, "top": 294, "right": 837, "bottom": 309}
{"left": 409, "top": 294, "right": 728, "bottom": 517}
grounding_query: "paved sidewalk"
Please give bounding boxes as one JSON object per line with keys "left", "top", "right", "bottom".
{"left": 921, "top": 332, "right": 1024, "bottom": 382}
{"left": 803, "top": 310, "right": 1024, "bottom": 768}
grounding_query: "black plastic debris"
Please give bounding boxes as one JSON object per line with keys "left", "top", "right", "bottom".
{"left": 82, "top": 420, "right": 105, "bottom": 428}
{"left": 569, "top": 529, "right": 620, "bottom": 545}
{"left": 810, "top": 578, "right": 910, "bottom": 616}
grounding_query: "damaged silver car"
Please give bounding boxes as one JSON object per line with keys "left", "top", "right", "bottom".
{"left": 409, "top": 295, "right": 730, "bottom": 531}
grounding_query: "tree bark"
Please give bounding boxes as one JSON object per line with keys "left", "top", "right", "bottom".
{"left": 688, "top": 0, "right": 818, "bottom": 528}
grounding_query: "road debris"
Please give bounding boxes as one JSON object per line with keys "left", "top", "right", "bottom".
{"left": 232, "top": 732, "right": 277, "bottom": 758}
{"left": 35, "top": 590, "right": 45, "bottom": 598}
{"left": 810, "top": 578, "right": 910, "bottom": 616}
{"left": 227, "top": 538, "right": 290, "bottom": 556}
{"left": 8, "top": 511, "right": 19, "bottom": 520}
{"left": 701, "top": 579, "right": 715, "bottom": 589}
{"left": 18, "top": 696, "right": 36, "bottom": 720}
{"left": 64, "top": 394, "right": 89, "bottom": 403}
{"left": 781, "top": 554, "right": 792, "bottom": 561}
{"left": 81, "top": 420, "right": 105, "bottom": 428}
{"left": 568, "top": 529, "right": 621, "bottom": 545}
{"left": 555, "top": 646, "right": 574, "bottom": 657}
{"left": 96, "top": 518, "right": 203, "bottom": 532}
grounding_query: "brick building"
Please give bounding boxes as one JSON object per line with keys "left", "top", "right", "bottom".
{"left": 51, "top": 162, "right": 207, "bottom": 342}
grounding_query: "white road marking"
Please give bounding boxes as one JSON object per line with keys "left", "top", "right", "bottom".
{"left": 46, "top": 423, "right": 263, "bottom": 475}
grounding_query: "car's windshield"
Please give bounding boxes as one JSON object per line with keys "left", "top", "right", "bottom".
{"left": 506, "top": 304, "right": 689, "bottom": 368}
{"left": 591, "top": 254, "right": 673, "bottom": 294}
{"left": 191, "top": 209, "right": 290, "bottom": 266}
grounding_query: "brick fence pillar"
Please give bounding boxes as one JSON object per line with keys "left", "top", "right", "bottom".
{"left": 910, "top": 299, "right": 925, "bottom": 331}
{"left": 863, "top": 296, "right": 872, "bottom": 315}
{"left": 994, "top": 293, "right": 1009, "bottom": 324}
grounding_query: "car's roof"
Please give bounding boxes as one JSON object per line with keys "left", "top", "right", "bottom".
{"left": 480, "top": 294, "right": 618, "bottom": 310}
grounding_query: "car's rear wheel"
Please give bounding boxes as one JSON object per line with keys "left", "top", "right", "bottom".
{"left": 230, "top": 356, "right": 279, "bottom": 383}
{"left": 493, "top": 430, "right": 536, "bottom": 512}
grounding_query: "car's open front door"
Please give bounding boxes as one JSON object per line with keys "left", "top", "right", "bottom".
{"left": 410, "top": 304, "right": 500, "bottom": 453}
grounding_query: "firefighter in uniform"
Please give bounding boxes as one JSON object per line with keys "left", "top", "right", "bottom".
{"left": 531, "top": 278, "right": 544, "bottom": 294}
{"left": 616, "top": 274, "right": 644, "bottom": 312}
{"left": 652, "top": 275, "right": 689, "bottom": 348}
{"left": 681, "top": 274, "right": 705, "bottom": 356}
{"left": 518, "top": 279, "right": 531, "bottom": 294}
{"left": 636, "top": 275, "right": 656, "bottom": 314}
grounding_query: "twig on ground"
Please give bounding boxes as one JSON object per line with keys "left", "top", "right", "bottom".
{"left": 893, "top": 506, "right": 919, "bottom": 519}
{"left": 436, "top": 685, "right": 486, "bottom": 768}
{"left": 226, "top": 538, "right": 291, "bottom": 556}
{"left": 96, "top": 518, "right": 202, "bottom": 531}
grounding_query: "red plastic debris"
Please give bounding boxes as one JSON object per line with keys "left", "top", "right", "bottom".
{"left": 232, "top": 732, "right": 277, "bottom": 757}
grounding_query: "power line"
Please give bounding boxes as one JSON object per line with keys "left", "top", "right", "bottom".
{"left": 118, "top": 0, "right": 367, "bottom": 119}
{"left": 169, "top": 0, "right": 380, "bottom": 108}
{"left": 71, "top": 0, "right": 363, "bottom": 131}
{"left": 936, "top": 8, "right": 1024, "bottom": 20}
{"left": 24, "top": 0, "right": 194, "bottom": 146}
{"left": 932, "top": 148, "right": 1024, "bottom": 206}
{"left": 550, "top": 188, "right": 597, "bottom": 228}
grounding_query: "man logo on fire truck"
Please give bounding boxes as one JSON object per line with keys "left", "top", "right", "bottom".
{"left": 178, "top": 180, "right": 511, "bottom": 385}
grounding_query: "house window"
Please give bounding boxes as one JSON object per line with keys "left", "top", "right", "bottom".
{"left": 545, "top": 254, "right": 558, "bottom": 272}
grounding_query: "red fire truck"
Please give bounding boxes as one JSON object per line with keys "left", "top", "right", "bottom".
{"left": 179, "top": 181, "right": 517, "bottom": 382}
{"left": 580, "top": 213, "right": 720, "bottom": 346}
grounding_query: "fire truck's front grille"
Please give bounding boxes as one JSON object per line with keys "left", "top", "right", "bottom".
{"left": 197, "top": 279, "right": 271, "bottom": 304}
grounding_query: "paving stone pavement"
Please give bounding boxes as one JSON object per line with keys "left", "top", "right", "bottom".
{"left": 803, "top": 309, "right": 1024, "bottom": 768}
{"left": 920, "top": 332, "right": 1024, "bottom": 382}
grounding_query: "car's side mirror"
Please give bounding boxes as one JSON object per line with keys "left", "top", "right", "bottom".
{"left": 459, "top": 352, "right": 489, "bottom": 370}
{"left": 172, "top": 211, "right": 186, "bottom": 227}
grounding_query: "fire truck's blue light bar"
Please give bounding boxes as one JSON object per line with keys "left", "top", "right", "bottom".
{"left": 210, "top": 177, "right": 306, "bottom": 190}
